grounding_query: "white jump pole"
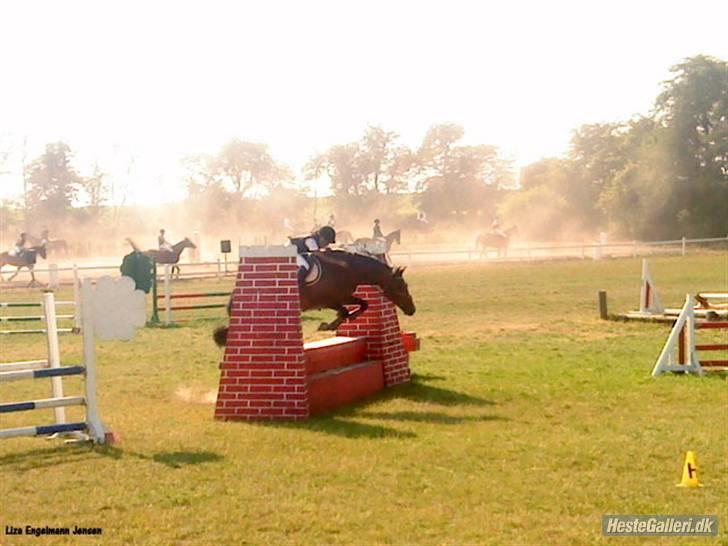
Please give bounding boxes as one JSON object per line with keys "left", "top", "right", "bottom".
{"left": 42, "top": 292, "right": 66, "bottom": 425}
{"left": 73, "top": 265, "right": 81, "bottom": 329}
{"left": 164, "top": 264, "right": 172, "bottom": 326}
{"left": 80, "top": 279, "right": 106, "bottom": 442}
{"left": 48, "top": 264, "right": 59, "bottom": 289}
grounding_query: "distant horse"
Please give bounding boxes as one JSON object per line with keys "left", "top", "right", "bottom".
{"left": 336, "top": 230, "right": 354, "bottom": 244}
{"left": 0, "top": 245, "right": 47, "bottom": 287}
{"left": 126, "top": 237, "right": 196, "bottom": 278}
{"left": 352, "top": 229, "right": 401, "bottom": 261}
{"left": 213, "top": 249, "right": 416, "bottom": 345}
{"left": 475, "top": 226, "right": 518, "bottom": 258}
{"left": 27, "top": 234, "right": 68, "bottom": 257}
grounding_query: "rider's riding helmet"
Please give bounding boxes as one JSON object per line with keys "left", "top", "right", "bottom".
{"left": 318, "top": 225, "right": 336, "bottom": 245}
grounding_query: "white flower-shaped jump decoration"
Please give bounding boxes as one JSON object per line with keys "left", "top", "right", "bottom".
{"left": 88, "top": 276, "right": 147, "bottom": 341}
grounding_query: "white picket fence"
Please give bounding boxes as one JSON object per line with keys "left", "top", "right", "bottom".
{"left": 1, "top": 234, "right": 725, "bottom": 287}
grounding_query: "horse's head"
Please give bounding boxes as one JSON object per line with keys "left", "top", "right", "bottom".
{"left": 181, "top": 237, "right": 197, "bottom": 249}
{"left": 34, "top": 245, "right": 47, "bottom": 260}
{"left": 382, "top": 266, "right": 416, "bottom": 316}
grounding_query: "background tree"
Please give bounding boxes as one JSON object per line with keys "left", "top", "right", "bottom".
{"left": 500, "top": 158, "right": 574, "bottom": 239}
{"left": 651, "top": 55, "right": 728, "bottom": 236}
{"left": 24, "top": 142, "right": 85, "bottom": 227}
{"left": 209, "top": 139, "right": 293, "bottom": 197}
{"left": 415, "top": 123, "right": 514, "bottom": 223}
{"left": 305, "top": 126, "right": 415, "bottom": 220}
{"left": 358, "top": 125, "right": 413, "bottom": 194}
{"left": 76, "top": 164, "right": 110, "bottom": 224}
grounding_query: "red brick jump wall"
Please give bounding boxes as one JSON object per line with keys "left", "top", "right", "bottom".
{"left": 214, "top": 247, "right": 309, "bottom": 421}
{"left": 214, "top": 247, "right": 413, "bottom": 421}
{"left": 336, "top": 285, "right": 411, "bottom": 387}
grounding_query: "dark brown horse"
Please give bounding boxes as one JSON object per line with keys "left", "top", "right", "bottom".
{"left": 213, "top": 249, "right": 415, "bottom": 346}
{"left": 475, "top": 226, "right": 518, "bottom": 258}
{"left": 0, "top": 245, "right": 47, "bottom": 286}
{"left": 126, "top": 237, "right": 196, "bottom": 278}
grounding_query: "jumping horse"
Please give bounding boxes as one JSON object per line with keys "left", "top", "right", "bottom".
{"left": 0, "top": 245, "right": 47, "bottom": 287}
{"left": 213, "top": 249, "right": 416, "bottom": 346}
{"left": 126, "top": 237, "right": 197, "bottom": 278}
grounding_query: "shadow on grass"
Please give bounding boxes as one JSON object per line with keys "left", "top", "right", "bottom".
{"left": 254, "top": 373, "right": 499, "bottom": 439}
{"left": 101, "top": 447, "right": 224, "bottom": 469}
{"left": 354, "top": 410, "right": 507, "bottom": 425}
{"left": 270, "top": 417, "right": 417, "bottom": 439}
{"left": 395, "top": 373, "right": 496, "bottom": 407}
{"left": 0, "top": 444, "right": 102, "bottom": 472}
{"left": 0, "top": 444, "right": 223, "bottom": 471}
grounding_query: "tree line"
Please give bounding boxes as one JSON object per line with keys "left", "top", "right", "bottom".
{"left": 2, "top": 55, "right": 725, "bottom": 241}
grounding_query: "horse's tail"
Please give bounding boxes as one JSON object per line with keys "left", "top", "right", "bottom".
{"left": 126, "top": 238, "right": 140, "bottom": 252}
{"left": 213, "top": 326, "right": 228, "bottom": 347}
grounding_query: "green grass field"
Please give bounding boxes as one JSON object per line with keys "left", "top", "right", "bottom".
{"left": 1, "top": 254, "right": 726, "bottom": 545}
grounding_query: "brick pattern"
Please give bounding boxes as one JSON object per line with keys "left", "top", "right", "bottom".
{"left": 214, "top": 255, "right": 309, "bottom": 421}
{"left": 336, "top": 285, "right": 411, "bottom": 386}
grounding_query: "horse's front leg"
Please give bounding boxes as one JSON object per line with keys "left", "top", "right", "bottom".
{"left": 318, "top": 306, "right": 349, "bottom": 331}
{"left": 318, "top": 298, "right": 369, "bottom": 331}
{"left": 27, "top": 268, "right": 40, "bottom": 288}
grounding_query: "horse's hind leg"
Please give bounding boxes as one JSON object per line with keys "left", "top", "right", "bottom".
{"left": 7, "top": 267, "right": 20, "bottom": 281}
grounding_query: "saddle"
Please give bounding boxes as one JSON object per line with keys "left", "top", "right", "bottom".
{"left": 299, "top": 254, "right": 322, "bottom": 286}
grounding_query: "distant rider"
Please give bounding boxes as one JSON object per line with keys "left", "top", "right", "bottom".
{"left": 10, "top": 232, "right": 28, "bottom": 257}
{"left": 288, "top": 226, "right": 336, "bottom": 284}
{"left": 490, "top": 215, "right": 506, "bottom": 238}
{"left": 158, "top": 229, "right": 173, "bottom": 252}
{"left": 372, "top": 219, "right": 384, "bottom": 240}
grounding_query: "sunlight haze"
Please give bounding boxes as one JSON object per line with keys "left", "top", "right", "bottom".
{"left": 1, "top": 0, "right": 725, "bottom": 204}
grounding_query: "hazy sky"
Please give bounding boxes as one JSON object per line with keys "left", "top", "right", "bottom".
{"left": 0, "top": 0, "right": 726, "bottom": 205}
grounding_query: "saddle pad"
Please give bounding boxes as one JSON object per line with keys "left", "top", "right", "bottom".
{"left": 304, "top": 257, "right": 322, "bottom": 286}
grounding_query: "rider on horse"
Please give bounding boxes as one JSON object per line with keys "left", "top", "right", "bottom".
{"left": 158, "top": 229, "right": 173, "bottom": 252}
{"left": 10, "top": 232, "right": 28, "bottom": 257}
{"left": 490, "top": 215, "right": 506, "bottom": 238}
{"left": 372, "top": 219, "right": 384, "bottom": 240}
{"left": 289, "top": 226, "right": 336, "bottom": 285}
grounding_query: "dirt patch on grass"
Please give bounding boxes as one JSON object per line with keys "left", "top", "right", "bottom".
{"left": 175, "top": 385, "right": 217, "bottom": 404}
